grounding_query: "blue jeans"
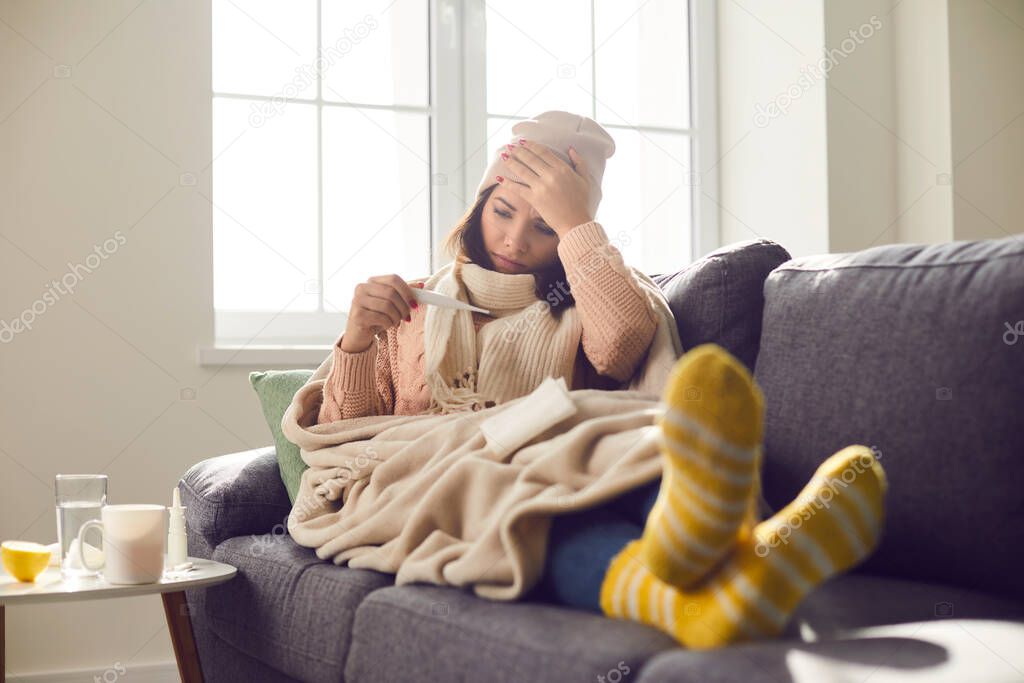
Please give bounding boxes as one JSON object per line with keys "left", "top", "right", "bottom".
{"left": 530, "top": 478, "right": 662, "bottom": 612}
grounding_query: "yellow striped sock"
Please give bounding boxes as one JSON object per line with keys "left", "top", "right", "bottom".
{"left": 599, "top": 445, "right": 887, "bottom": 650}
{"left": 639, "top": 344, "right": 764, "bottom": 589}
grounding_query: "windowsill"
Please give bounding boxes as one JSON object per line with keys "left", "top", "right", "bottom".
{"left": 197, "top": 344, "right": 332, "bottom": 367}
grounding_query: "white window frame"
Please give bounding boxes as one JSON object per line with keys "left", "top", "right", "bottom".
{"left": 200, "top": 0, "right": 718, "bottom": 366}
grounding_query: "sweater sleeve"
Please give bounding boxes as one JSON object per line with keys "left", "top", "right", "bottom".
{"left": 317, "top": 331, "right": 396, "bottom": 424}
{"left": 556, "top": 220, "right": 659, "bottom": 382}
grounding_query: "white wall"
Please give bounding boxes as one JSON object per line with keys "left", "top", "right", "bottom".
{"left": 718, "top": 0, "right": 1021, "bottom": 257}
{"left": 948, "top": 0, "right": 1024, "bottom": 242}
{"left": 891, "top": 0, "right": 954, "bottom": 244}
{"left": 716, "top": 0, "right": 830, "bottom": 258}
{"left": 0, "top": 0, "right": 269, "bottom": 676}
{"left": 824, "top": 0, "right": 957, "bottom": 250}
{"left": 823, "top": 0, "right": 899, "bottom": 253}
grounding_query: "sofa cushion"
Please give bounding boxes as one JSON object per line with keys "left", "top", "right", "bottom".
{"left": 188, "top": 577, "right": 302, "bottom": 683}
{"left": 652, "top": 239, "right": 791, "bottom": 370}
{"left": 207, "top": 534, "right": 393, "bottom": 683}
{"left": 181, "top": 447, "right": 292, "bottom": 553}
{"left": 783, "top": 572, "right": 1024, "bottom": 638}
{"left": 344, "top": 584, "right": 678, "bottom": 682}
{"left": 200, "top": 630, "right": 302, "bottom": 683}
{"left": 636, "top": 572, "right": 1024, "bottom": 683}
{"left": 754, "top": 234, "right": 1024, "bottom": 600}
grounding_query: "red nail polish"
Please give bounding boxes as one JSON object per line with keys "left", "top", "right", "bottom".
{"left": 405, "top": 314, "right": 411, "bottom": 322}
{"left": 410, "top": 300, "right": 418, "bottom": 309}
{"left": 500, "top": 152, "right": 509, "bottom": 160}
{"left": 518, "top": 137, "right": 526, "bottom": 145}
{"left": 496, "top": 175, "right": 504, "bottom": 182}
{"left": 506, "top": 143, "right": 514, "bottom": 150}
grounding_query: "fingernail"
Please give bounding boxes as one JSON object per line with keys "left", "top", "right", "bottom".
{"left": 518, "top": 137, "right": 526, "bottom": 145}
{"left": 410, "top": 300, "right": 418, "bottom": 309}
{"left": 505, "top": 143, "right": 514, "bottom": 150}
{"left": 500, "top": 152, "right": 509, "bottom": 160}
{"left": 405, "top": 314, "right": 411, "bottom": 322}
{"left": 496, "top": 175, "right": 504, "bottom": 182}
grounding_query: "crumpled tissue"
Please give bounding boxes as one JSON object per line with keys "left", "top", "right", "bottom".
{"left": 45, "top": 539, "right": 104, "bottom": 568}
{"left": 479, "top": 375, "right": 578, "bottom": 459}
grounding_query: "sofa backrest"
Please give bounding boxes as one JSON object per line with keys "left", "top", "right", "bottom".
{"left": 653, "top": 239, "right": 791, "bottom": 371}
{"left": 754, "top": 234, "right": 1024, "bottom": 600}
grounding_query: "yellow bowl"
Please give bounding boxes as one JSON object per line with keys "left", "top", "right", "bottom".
{"left": 2, "top": 540, "right": 52, "bottom": 582}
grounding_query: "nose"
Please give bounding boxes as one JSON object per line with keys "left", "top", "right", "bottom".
{"left": 502, "top": 223, "right": 530, "bottom": 254}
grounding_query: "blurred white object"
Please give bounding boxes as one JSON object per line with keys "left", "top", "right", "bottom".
{"left": 51, "top": 538, "right": 103, "bottom": 568}
{"left": 480, "top": 376, "right": 577, "bottom": 458}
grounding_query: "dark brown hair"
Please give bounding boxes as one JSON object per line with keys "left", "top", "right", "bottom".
{"left": 442, "top": 182, "right": 576, "bottom": 320}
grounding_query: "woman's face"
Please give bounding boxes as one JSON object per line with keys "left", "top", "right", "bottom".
{"left": 479, "top": 185, "right": 561, "bottom": 274}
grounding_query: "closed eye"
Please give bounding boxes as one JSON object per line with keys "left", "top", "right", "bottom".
{"left": 493, "top": 208, "right": 556, "bottom": 236}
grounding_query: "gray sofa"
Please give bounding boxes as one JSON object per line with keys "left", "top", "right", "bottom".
{"left": 180, "top": 236, "right": 1024, "bottom": 682}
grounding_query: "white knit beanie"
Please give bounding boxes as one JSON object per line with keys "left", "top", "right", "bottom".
{"left": 475, "top": 111, "right": 616, "bottom": 214}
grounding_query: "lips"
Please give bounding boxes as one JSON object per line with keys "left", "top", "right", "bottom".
{"left": 492, "top": 252, "right": 525, "bottom": 269}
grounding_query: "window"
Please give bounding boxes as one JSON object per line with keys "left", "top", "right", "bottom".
{"left": 208, "top": 0, "right": 717, "bottom": 356}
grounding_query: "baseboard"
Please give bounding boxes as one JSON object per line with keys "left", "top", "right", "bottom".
{"left": 6, "top": 661, "right": 179, "bottom": 683}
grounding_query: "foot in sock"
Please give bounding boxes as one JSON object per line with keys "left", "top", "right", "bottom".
{"left": 638, "top": 344, "right": 764, "bottom": 589}
{"left": 601, "top": 444, "right": 888, "bottom": 649}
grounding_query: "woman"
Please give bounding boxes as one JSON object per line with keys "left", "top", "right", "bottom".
{"left": 315, "top": 111, "right": 888, "bottom": 650}
{"left": 319, "top": 111, "right": 655, "bottom": 422}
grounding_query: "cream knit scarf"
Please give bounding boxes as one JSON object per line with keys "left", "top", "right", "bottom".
{"left": 421, "top": 259, "right": 582, "bottom": 415}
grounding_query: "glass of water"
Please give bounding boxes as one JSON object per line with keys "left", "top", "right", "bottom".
{"left": 55, "top": 474, "right": 107, "bottom": 579}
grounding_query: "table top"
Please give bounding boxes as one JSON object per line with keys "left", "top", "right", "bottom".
{"left": 0, "top": 557, "right": 236, "bottom": 605}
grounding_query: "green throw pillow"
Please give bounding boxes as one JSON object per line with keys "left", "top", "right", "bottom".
{"left": 249, "top": 369, "right": 314, "bottom": 503}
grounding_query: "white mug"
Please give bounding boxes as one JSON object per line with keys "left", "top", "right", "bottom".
{"left": 77, "top": 504, "right": 167, "bottom": 584}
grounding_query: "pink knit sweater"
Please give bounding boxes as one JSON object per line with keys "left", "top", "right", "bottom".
{"left": 317, "top": 221, "right": 659, "bottom": 424}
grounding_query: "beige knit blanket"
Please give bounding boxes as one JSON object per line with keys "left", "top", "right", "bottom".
{"left": 282, "top": 270, "right": 684, "bottom": 600}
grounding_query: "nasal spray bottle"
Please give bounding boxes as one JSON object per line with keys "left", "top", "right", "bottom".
{"left": 167, "top": 487, "right": 192, "bottom": 572}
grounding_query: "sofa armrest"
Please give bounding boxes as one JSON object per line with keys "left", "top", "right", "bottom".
{"left": 178, "top": 446, "right": 292, "bottom": 555}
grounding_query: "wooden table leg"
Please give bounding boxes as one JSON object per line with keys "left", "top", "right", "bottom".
{"left": 161, "top": 591, "right": 203, "bottom": 683}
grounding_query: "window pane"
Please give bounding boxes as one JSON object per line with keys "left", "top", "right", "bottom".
{"left": 485, "top": 1, "right": 592, "bottom": 117}
{"left": 321, "top": 0, "right": 428, "bottom": 107}
{"left": 589, "top": 129, "right": 692, "bottom": 276}
{"left": 594, "top": 0, "right": 690, "bottom": 129}
{"left": 212, "top": 98, "right": 318, "bottom": 311}
{"left": 486, "top": 116, "right": 524, "bottom": 160}
{"left": 213, "top": 0, "right": 317, "bottom": 98}
{"left": 322, "top": 109, "right": 430, "bottom": 313}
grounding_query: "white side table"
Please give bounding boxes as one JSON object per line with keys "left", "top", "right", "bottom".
{"left": 0, "top": 557, "right": 236, "bottom": 682}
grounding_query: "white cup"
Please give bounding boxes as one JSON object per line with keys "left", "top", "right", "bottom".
{"left": 77, "top": 504, "right": 167, "bottom": 584}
